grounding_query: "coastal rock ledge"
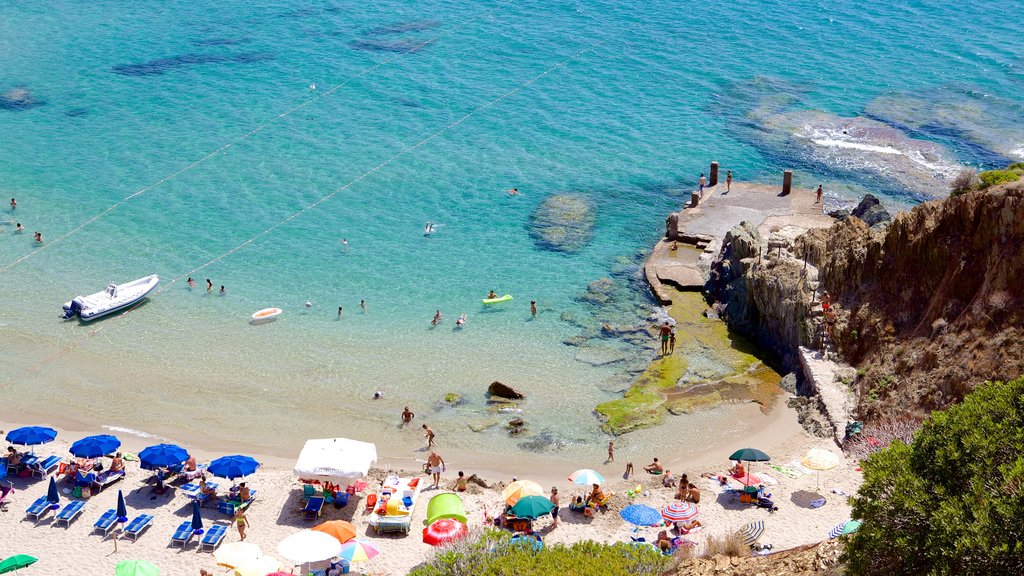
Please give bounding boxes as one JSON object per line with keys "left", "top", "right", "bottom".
{"left": 487, "top": 381, "right": 525, "bottom": 400}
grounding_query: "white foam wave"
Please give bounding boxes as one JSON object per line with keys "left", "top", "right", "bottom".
{"left": 812, "top": 138, "right": 902, "bottom": 155}
{"left": 103, "top": 425, "right": 170, "bottom": 441}
{"left": 1010, "top": 145, "right": 1024, "bottom": 160}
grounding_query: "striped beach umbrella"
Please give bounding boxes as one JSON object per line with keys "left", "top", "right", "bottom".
{"left": 423, "top": 518, "right": 468, "bottom": 547}
{"left": 828, "top": 519, "right": 861, "bottom": 539}
{"left": 568, "top": 469, "right": 605, "bottom": 486}
{"left": 737, "top": 521, "right": 765, "bottom": 546}
{"left": 661, "top": 502, "right": 699, "bottom": 523}
{"left": 338, "top": 540, "right": 380, "bottom": 563}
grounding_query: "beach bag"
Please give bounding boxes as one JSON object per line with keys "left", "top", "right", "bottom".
{"left": 18, "top": 469, "right": 30, "bottom": 478}
{"left": 72, "top": 486, "right": 83, "bottom": 498}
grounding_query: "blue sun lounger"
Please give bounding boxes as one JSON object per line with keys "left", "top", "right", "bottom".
{"left": 304, "top": 496, "right": 325, "bottom": 520}
{"left": 25, "top": 496, "right": 53, "bottom": 521}
{"left": 93, "top": 508, "right": 118, "bottom": 536}
{"left": 199, "top": 524, "right": 228, "bottom": 551}
{"left": 123, "top": 514, "right": 154, "bottom": 541}
{"left": 30, "top": 455, "right": 62, "bottom": 479}
{"left": 54, "top": 500, "right": 86, "bottom": 527}
{"left": 170, "top": 520, "right": 196, "bottom": 547}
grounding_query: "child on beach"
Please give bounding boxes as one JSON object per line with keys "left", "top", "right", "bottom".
{"left": 607, "top": 440, "right": 615, "bottom": 463}
{"left": 422, "top": 424, "right": 435, "bottom": 447}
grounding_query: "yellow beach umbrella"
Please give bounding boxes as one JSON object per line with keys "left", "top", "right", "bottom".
{"left": 214, "top": 542, "right": 263, "bottom": 568}
{"left": 234, "top": 555, "right": 280, "bottom": 576}
{"left": 802, "top": 448, "right": 840, "bottom": 490}
{"left": 501, "top": 480, "right": 544, "bottom": 505}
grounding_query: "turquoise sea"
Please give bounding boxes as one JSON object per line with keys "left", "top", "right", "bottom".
{"left": 2, "top": 0, "right": 1022, "bottom": 462}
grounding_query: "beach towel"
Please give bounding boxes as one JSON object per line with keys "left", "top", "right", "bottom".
{"left": 810, "top": 498, "right": 826, "bottom": 509}
{"left": 769, "top": 464, "right": 806, "bottom": 479}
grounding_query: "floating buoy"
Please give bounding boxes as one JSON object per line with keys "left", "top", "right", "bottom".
{"left": 305, "top": 301, "right": 312, "bottom": 308}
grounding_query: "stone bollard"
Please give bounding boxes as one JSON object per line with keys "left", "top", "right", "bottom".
{"left": 782, "top": 170, "right": 793, "bottom": 195}
{"left": 709, "top": 162, "right": 719, "bottom": 186}
{"left": 691, "top": 192, "right": 700, "bottom": 207}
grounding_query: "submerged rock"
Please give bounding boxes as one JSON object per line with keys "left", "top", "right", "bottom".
{"left": 0, "top": 87, "right": 42, "bottom": 111}
{"left": 517, "top": 431, "right": 572, "bottom": 452}
{"left": 575, "top": 346, "right": 630, "bottom": 366}
{"left": 467, "top": 418, "right": 498, "bottom": 432}
{"left": 529, "top": 194, "right": 595, "bottom": 253}
{"left": 487, "top": 381, "right": 524, "bottom": 400}
{"left": 437, "top": 392, "right": 465, "bottom": 408}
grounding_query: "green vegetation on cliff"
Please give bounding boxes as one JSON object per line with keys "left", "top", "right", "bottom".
{"left": 844, "top": 377, "right": 1024, "bottom": 575}
{"left": 410, "top": 529, "right": 667, "bottom": 576}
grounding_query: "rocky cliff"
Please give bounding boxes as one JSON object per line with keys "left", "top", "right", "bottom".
{"left": 710, "top": 181, "right": 1024, "bottom": 423}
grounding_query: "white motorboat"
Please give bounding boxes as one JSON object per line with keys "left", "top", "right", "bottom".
{"left": 61, "top": 274, "right": 160, "bottom": 321}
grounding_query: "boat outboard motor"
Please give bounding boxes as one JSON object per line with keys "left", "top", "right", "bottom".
{"left": 62, "top": 298, "right": 83, "bottom": 320}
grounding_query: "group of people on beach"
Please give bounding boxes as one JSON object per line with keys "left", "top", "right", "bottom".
{"left": 6, "top": 197, "right": 43, "bottom": 242}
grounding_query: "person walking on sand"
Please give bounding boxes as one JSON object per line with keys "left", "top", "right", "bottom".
{"left": 607, "top": 440, "right": 615, "bottom": 463}
{"left": 234, "top": 507, "right": 250, "bottom": 541}
{"left": 698, "top": 173, "right": 707, "bottom": 196}
{"left": 530, "top": 301, "right": 537, "bottom": 317}
{"left": 549, "top": 487, "right": 560, "bottom": 527}
{"left": 402, "top": 406, "right": 415, "bottom": 425}
{"left": 726, "top": 170, "right": 733, "bottom": 193}
{"left": 659, "top": 321, "right": 672, "bottom": 355}
{"left": 423, "top": 424, "right": 435, "bottom": 447}
{"left": 815, "top": 184, "right": 823, "bottom": 204}
{"left": 625, "top": 461, "right": 634, "bottom": 478}
{"left": 426, "top": 451, "right": 445, "bottom": 488}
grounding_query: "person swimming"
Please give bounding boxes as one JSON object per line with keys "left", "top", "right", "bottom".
{"left": 456, "top": 313, "right": 467, "bottom": 327}
{"left": 432, "top": 310, "right": 443, "bottom": 325}
{"left": 424, "top": 222, "right": 435, "bottom": 236}
{"left": 187, "top": 277, "right": 196, "bottom": 288}
{"left": 487, "top": 290, "right": 498, "bottom": 300}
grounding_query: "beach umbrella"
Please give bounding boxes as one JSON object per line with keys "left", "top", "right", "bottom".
{"left": 510, "top": 495, "right": 554, "bottom": 519}
{"left": 423, "top": 518, "right": 469, "bottom": 546}
{"left": 116, "top": 490, "right": 128, "bottom": 523}
{"left": 501, "top": 479, "right": 544, "bottom": 505}
{"left": 0, "top": 554, "right": 37, "bottom": 574}
{"left": 5, "top": 426, "right": 57, "bottom": 447}
{"left": 69, "top": 434, "right": 121, "bottom": 459}
{"left": 802, "top": 448, "right": 840, "bottom": 490}
{"left": 312, "top": 520, "right": 357, "bottom": 544}
{"left": 338, "top": 540, "right": 380, "bottom": 563}
{"left": 113, "top": 560, "right": 159, "bottom": 576}
{"left": 46, "top": 477, "right": 60, "bottom": 506}
{"left": 208, "top": 455, "right": 261, "bottom": 479}
{"left": 568, "top": 469, "right": 605, "bottom": 486}
{"left": 191, "top": 500, "right": 204, "bottom": 535}
{"left": 233, "top": 555, "right": 280, "bottom": 576}
{"left": 828, "top": 519, "right": 862, "bottom": 539}
{"left": 737, "top": 521, "right": 765, "bottom": 547}
{"left": 619, "top": 504, "right": 662, "bottom": 526}
{"left": 661, "top": 502, "right": 699, "bottom": 523}
{"left": 728, "top": 447, "right": 771, "bottom": 487}
{"left": 137, "top": 444, "right": 189, "bottom": 471}
{"left": 214, "top": 542, "right": 263, "bottom": 568}
{"left": 277, "top": 530, "right": 342, "bottom": 564}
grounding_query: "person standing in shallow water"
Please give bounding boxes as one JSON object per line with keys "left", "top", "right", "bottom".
{"left": 402, "top": 406, "right": 414, "bottom": 425}
{"left": 423, "top": 424, "right": 435, "bottom": 447}
{"left": 206, "top": 279, "right": 212, "bottom": 292}
{"left": 530, "top": 301, "right": 537, "bottom": 316}
{"left": 360, "top": 299, "right": 366, "bottom": 312}
{"left": 10, "top": 198, "right": 16, "bottom": 210}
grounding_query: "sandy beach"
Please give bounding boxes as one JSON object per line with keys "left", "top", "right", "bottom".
{"left": 1, "top": 402, "right": 859, "bottom": 575}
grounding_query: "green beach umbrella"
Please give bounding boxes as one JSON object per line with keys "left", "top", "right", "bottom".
{"left": 728, "top": 448, "right": 771, "bottom": 462}
{"left": 509, "top": 495, "right": 554, "bottom": 519}
{"left": 114, "top": 560, "right": 159, "bottom": 576}
{"left": 0, "top": 555, "right": 38, "bottom": 574}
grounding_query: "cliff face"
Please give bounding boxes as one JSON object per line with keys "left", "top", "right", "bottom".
{"left": 805, "top": 183, "right": 1024, "bottom": 419}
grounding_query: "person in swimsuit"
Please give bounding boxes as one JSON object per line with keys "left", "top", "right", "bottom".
{"left": 726, "top": 170, "right": 733, "bottom": 193}
{"left": 815, "top": 185, "right": 823, "bottom": 204}
{"left": 645, "top": 458, "right": 664, "bottom": 474}
{"left": 487, "top": 290, "right": 498, "bottom": 300}
{"left": 456, "top": 314, "right": 466, "bottom": 327}
{"left": 432, "top": 310, "right": 442, "bottom": 325}
{"left": 659, "top": 322, "right": 672, "bottom": 355}
{"left": 549, "top": 487, "right": 560, "bottom": 527}
{"left": 14, "top": 223, "right": 23, "bottom": 233}
{"left": 33, "top": 231, "right": 43, "bottom": 243}
{"left": 422, "top": 424, "right": 435, "bottom": 447}
{"left": 360, "top": 299, "right": 366, "bottom": 312}
{"left": 234, "top": 507, "right": 250, "bottom": 540}
{"left": 530, "top": 301, "right": 537, "bottom": 316}
{"left": 451, "top": 470, "right": 468, "bottom": 492}
{"left": 402, "top": 406, "right": 414, "bottom": 425}
{"left": 9, "top": 198, "right": 15, "bottom": 210}
{"left": 206, "top": 279, "right": 212, "bottom": 292}
{"left": 187, "top": 277, "right": 196, "bottom": 288}
{"left": 426, "top": 451, "right": 445, "bottom": 488}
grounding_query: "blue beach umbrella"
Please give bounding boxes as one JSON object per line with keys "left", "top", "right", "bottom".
{"left": 138, "top": 444, "right": 189, "bottom": 470}
{"left": 619, "top": 504, "right": 662, "bottom": 526}
{"left": 207, "top": 455, "right": 260, "bottom": 479}
{"left": 69, "top": 434, "right": 121, "bottom": 459}
{"left": 5, "top": 426, "right": 57, "bottom": 447}
{"left": 46, "top": 477, "right": 60, "bottom": 508}
{"left": 116, "top": 490, "right": 129, "bottom": 523}
{"left": 191, "top": 500, "right": 204, "bottom": 535}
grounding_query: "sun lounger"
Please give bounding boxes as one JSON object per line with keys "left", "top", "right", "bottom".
{"left": 123, "top": 514, "right": 154, "bottom": 541}
{"left": 54, "top": 500, "right": 86, "bottom": 527}
{"left": 369, "top": 476, "right": 422, "bottom": 534}
{"left": 302, "top": 484, "right": 317, "bottom": 502}
{"left": 25, "top": 496, "right": 53, "bottom": 521}
{"left": 218, "top": 489, "right": 257, "bottom": 516}
{"left": 75, "top": 470, "right": 97, "bottom": 487}
{"left": 91, "top": 470, "right": 125, "bottom": 493}
{"left": 93, "top": 508, "right": 119, "bottom": 536}
{"left": 170, "top": 520, "right": 196, "bottom": 547}
{"left": 181, "top": 481, "right": 218, "bottom": 506}
{"left": 30, "top": 455, "right": 62, "bottom": 479}
{"left": 199, "top": 524, "right": 228, "bottom": 551}
{"left": 304, "top": 496, "right": 325, "bottom": 520}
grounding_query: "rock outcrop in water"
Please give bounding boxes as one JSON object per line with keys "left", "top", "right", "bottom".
{"left": 529, "top": 194, "right": 595, "bottom": 253}
{"left": 487, "top": 381, "right": 524, "bottom": 400}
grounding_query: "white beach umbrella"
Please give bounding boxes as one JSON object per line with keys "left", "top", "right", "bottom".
{"left": 214, "top": 542, "right": 263, "bottom": 568}
{"left": 277, "top": 530, "right": 343, "bottom": 564}
{"left": 293, "top": 438, "right": 378, "bottom": 483}
{"left": 802, "top": 448, "right": 841, "bottom": 490}
{"left": 233, "top": 555, "right": 281, "bottom": 576}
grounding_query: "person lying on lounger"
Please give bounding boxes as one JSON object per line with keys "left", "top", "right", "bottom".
{"left": 184, "top": 455, "right": 197, "bottom": 472}
{"left": 110, "top": 453, "right": 125, "bottom": 473}
{"left": 587, "top": 484, "right": 605, "bottom": 506}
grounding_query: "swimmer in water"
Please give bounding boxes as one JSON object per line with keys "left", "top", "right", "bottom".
{"left": 15, "top": 223, "right": 23, "bottom": 233}
{"left": 487, "top": 290, "right": 498, "bottom": 300}
{"left": 341, "top": 238, "right": 349, "bottom": 251}
{"left": 424, "top": 222, "right": 434, "bottom": 236}
{"left": 456, "top": 314, "right": 467, "bottom": 327}
{"left": 360, "top": 299, "right": 366, "bottom": 312}
{"left": 338, "top": 306, "right": 343, "bottom": 318}
{"left": 507, "top": 188, "right": 519, "bottom": 195}
{"left": 187, "top": 277, "right": 196, "bottom": 288}
{"left": 33, "top": 231, "right": 43, "bottom": 243}
{"left": 206, "top": 279, "right": 213, "bottom": 292}
{"left": 530, "top": 301, "right": 537, "bottom": 316}
{"left": 10, "top": 198, "right": 16, "bottom": 210}
{"left": 219, "top": 285, "right": 226, "bottom": 295}
{"left": 432, "top": 310, "right": 443, "bottom": 325}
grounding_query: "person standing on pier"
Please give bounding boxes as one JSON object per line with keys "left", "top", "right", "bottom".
{"left": 698, "top": 173, "right": 707, "bottom": 196}
{"left": 726, "top": 170, "right": 733, "bottom": 193}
